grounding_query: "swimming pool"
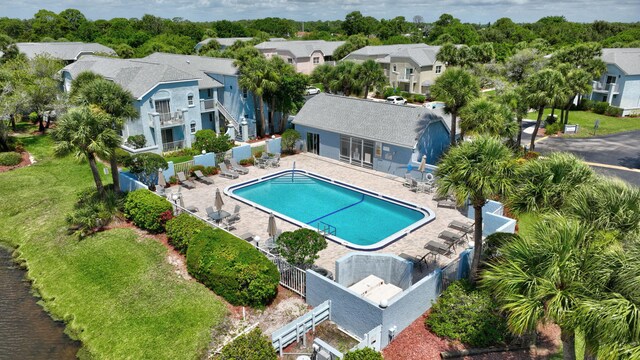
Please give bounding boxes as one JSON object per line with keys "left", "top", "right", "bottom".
{"left": 225, "top": 170, "right": 435, "bottom": 250}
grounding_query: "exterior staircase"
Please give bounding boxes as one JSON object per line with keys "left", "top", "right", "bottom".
{"left": 215, "top": 100, "right": 243, "bottom": 141}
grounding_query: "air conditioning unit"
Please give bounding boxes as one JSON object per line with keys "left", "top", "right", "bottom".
{"left": 315, "top": 349, "right": 331, "bottom": 360}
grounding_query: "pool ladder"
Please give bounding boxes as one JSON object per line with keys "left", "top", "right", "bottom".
{"left": 317, "top": 221, "right": 337, "bottom": 236}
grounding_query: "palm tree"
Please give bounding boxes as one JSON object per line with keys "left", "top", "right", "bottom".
{"left": 236, "top": 56, "right": 279, "bottom": 137}
{"left": 499, "top": 85, "right": 530, "bottom": 148}
{"left": 310, "top": 63, "right": 334, "bottom": 94}
{"left": 431, "top": 67, "right": 480, "bottom": 145}
{"left": 357, "top": 59, "right": 387, "bottom": 99}
{"left": 482, "top": 215, "right": 612, "bottom": 360}
{"left": 524, "top": 68, "right": 565, "bottom": 151}
{"left": 74, "top": 77, "right": 138, "bottom": 192}
{"left": 459, "top": 98, "right": 518, "bottom": 139}
{"left": 52, "top": 106, "right": 120, "bottom": 197}
{"left": 329, "top": 61, "right": 361, "bottom": 96}
{"left": 559, "top": 69, "right": 592, "bottom": 125}
{"left": 435, "top": 136, "right": 515, "bottom": 283}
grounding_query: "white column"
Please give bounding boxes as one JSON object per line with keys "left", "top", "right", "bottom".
{"left": 240, "top": 118, "right": 249, "bottom": 142}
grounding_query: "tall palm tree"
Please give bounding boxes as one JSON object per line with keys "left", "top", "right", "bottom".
{"left": 329, "top": 61, "right": 361, "bottom": 96}
{"left": 74, "top": 78, "right": 138, "bottom": 192}
{"left": 482, "top": 215, "right": 613, "bottom": 360}
{"left": 435, "top": 136, "right": 515, "bottom": 283}
{"left": 431, "top": 67, "right": 480, "bottom": 145}
{"left": 357, "top": 59, "right": 387, "bottom": 99}
{"left": 236, "top": 56, "right": 279, "bottom": 137}
{"left": 499, "top": 85, "right": 530, "bottom": 148}
{"left": 524, "top": 68, "right": 565, "bottom": 151}
{"left": 459, "top": 98, "right": 518, "bottom": 139}
{"left": 52, "top": 106, "right": 120, "bottom": 197}
{"left": 559, "top": 69, "right": 592, "bottom": 125}
{"left": 310, "top": 63, "right": 334, "bottom": 94}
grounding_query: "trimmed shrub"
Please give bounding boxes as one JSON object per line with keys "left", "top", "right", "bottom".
{"left": 187, "top": 227, "right": 279, "bottom": 307}
{"left": 343, "top": 348, "right": 384, "bottom": 360}
{"left": 28, "top": 112, "right": 38, "bottom": 122}
{"left": 124, "top": 189, "right": 173, "bottom": 233}
{"left": 276, "top": 229, "right": 327, "bottom": 268}
{"left": 413, "top": 94, "right": 426, "bottom": 103}
{"left": 115, "top": 148, "right": 131, "bottom": 166}
{"left": 188, "top": 164, "right": 206, "bottom": 177}
{"left": 127, "top": 134, "right": 146, "bottom": 149}
{"left": 426, "top": 281, "right": 510, "bottom": 347}
{"left": 592, "top": 101, "right": 609, "bottom": 115}
{"left": 545, "top": 122, "right": 563, "bottom": 135}
{"left": 0, "top": 152, "right": 22, "bottom": 166}
{"left": 577, "top": 98, "right": 593, "bottom": 111}
{"left": 545, "top": 114, "right": 558, "bottom": 125}
{"left": 193, "top": 129, "right": 233, "bottom": 154}
{"left": 219, "top": 328, "right": 277, "bottom": 360}
{"left": 238, "top": 158, "right": 254, "bottom": 166}
{"left": 165, "top": 213, "right": 208, "bottom": 254}
{"left": 281, "top": 129, "right": 300, "bottom": 153}
{"left": 605, "top": 105, "right": 623, "bottom": 117}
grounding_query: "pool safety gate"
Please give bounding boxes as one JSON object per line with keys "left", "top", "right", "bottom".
{"left": 271, "top": 300, "right": 331, "bottom": 355}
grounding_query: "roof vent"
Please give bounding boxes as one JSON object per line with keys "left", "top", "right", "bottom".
{"left": 186, "top": 60, "right": 190, "bottom": 64}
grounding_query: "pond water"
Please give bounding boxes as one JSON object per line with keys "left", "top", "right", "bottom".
{"left": 0, "top": 247, "right": 80, "bottom": 359}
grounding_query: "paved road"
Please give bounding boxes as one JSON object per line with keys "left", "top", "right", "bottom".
{"left": 535, "top": 130, "right": 640, "bottom": 187}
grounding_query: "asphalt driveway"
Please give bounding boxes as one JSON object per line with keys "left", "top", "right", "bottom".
{"left": 535, "top": 130, "right": 640, "bottom": 186}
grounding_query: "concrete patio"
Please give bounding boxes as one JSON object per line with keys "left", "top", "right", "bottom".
{"left": 174, "top": 153, "right": 473, "bottom": 274}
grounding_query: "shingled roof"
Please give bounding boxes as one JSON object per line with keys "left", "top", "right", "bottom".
{"left": 16, "top": 42, "right": 116, "bottom": 61}
{"left": 292, "top": 94, "right": 451, "bottom": 149}
{"left": 255, "top": 40, "right": 346, "bottom": 58}
{"left": 601, "top": 48, "right": 640, "bottom": 75}
{"left": 142, "top": 52, "right": 235, "bottom": 86}
{"left": 343, "top": 44, "right": 441, "bottom": 67}
{"left": 62, "top": 56, "right": 198, "bottom": 99}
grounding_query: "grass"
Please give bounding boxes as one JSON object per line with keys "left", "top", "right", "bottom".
{"left": 164, "top": 154, "right": 194, "bottom": 163}
{"left": 526, "top": 109, "right": 640, "bottom": 137}
{"left": 0, "top": 134, "right": 226, "bottom": 359}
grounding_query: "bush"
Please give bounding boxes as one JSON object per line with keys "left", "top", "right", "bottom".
{"left": 187, "top": 227, "right": 279, "bottom": 307}
{"left": 0, "top": 152, "right": 22, "bottom": 166}
{"left": 545, "top": 114, "right": 558, "bottom": 125}
{"left": 382, "top": 87, "right": 396, "bottom": 98}
{"left": 577, "top": 98, "right": 593, "bottom": 111}
{"left": 124, "top": 189, "right": 173, "bottom": 233}
{"left": 276, "top": 229, "right": 327, "bottom": 268}
{"left": 126, "top": 134, "right": 146, "bottom": 149}
{"left": 426, "top": 281, "right": 510, "bottom": 347}
{"left": 281, "top": 129, "right": 300, "bottom": 153}
{"left": 413, "top": 94, "right": 426, "bottom": 103}
{"left": 592, "top": 101, "right": 609, "bottom": 115}
{"left": 545, "top": 122, "right": 563, "bottom": 135}
{"left": 115, "top": 148, "right": 131, "bottom": 166}
{"left": 605, "top": 105, "right": 623, "bottom": 117}
{"left": 238, "top": 158, "right": 254, "bottom": 166}
{"left": 193, "top": 129, "right": 233, "bottom": 154}
{"left": 219, "top": 328, "right": 277, "bottom": 360}
{"left": 343, "top": 348, "right": 384, "bottom": 360}
{"left": 126, "top": 153, "right": 168, "bottom": 188}
{"left": 28, "top": 112, "right": 38, "bottom": 123}
{"left": 166, "top": 214, "right": 208, "bottom": 254}
{"left": 66, "top": 186, "right": 124, "bottom": 238}
{"left": 168, "top": 176, "right": 178, "bottom": 185}
{"left": 188, "top": 164, "right": 205, "bottom": 177}
{"left": 204, "top": 166, "right": 219, "bottom": 175}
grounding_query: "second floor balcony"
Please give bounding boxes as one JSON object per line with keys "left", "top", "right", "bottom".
{"left": 592, "top": 81, "right": 618, "bottom": 93}
{"left": 200, "top": 99, "right": 216, "bottom": 112}
{"left": 148, "top": 111, "right": 185, "bottom": 127}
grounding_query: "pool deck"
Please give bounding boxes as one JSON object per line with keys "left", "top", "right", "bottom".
{"left": 176, "top": 153, "right": 472, "bottom": 274}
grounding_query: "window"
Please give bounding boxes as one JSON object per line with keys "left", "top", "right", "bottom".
{"left": 287, "top": 58, "right": 294, "bottom": 64}
{"left": 392, "top": 64, "right": 397, "bottom": 72}
{"left": 207, "top": 89, "right": 213, "bottom": 98}
{"left": 313, "top": 57, "right": 320, "bottom": 65}
{"left": 187, "top": 94, "right": 194, "bottom": 106}
{"left": 190, "top": 121, "right": 196, "bottom": 134}
{"left": 435, "top": 65, "right": 442, "bottom": 74}
{"left": 155, "top": 99, "right": 170, "bottom": 120}
{"left": 339, "top": 135, "right": 373, "bottom": 168}
{"left": 242, "top": 88, "right": 248, "bottom": 99}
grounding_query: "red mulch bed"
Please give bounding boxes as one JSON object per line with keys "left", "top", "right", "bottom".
{"left": 382, "top": 311, "right": 561, "bottom": 360}
{"left": 0, "top": 152, "right": 31, "bottom": 173}
{"left": 245, "top": 134, "right": 281, "bottom": 144}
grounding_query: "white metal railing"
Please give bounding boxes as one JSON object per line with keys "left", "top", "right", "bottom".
{"left": 162, "top": 140, "right": 184, "bottom": 152}
{"left": 257, "top": 247, "right": 307, "bottom": 297}
{"left": 593, "top": 81, "right": 618, "bottom": 92}
{"left": 173, "top": 159, "right": 195, "bottom": 176}
{"left": 200, "top": 99, "right": 215, "bottom": 112}
{"left": 215, "top": 100, "right": 240, "bottom": 133}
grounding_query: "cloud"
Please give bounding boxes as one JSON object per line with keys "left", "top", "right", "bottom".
{"left": 1, "top": 0, "right": 638, "bottom": 23}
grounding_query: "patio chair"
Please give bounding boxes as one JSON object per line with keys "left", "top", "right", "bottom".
{"left": 205, "top": 206, "right": 216, "bottom": 221}
{"left": 223, "top": 205, "right": 241, "bottom": 229}
{"left": 176, "top": 172, "right": 196, "bottom": 189}
{"left": 255, "top": 157, "right": 268, "bottom": 169}
{"left": 448, "top": 219, "right": 474, "bottom": 234}
{"left": 409, "top": 178, "right": 419, "bottom": 192}
{"left": 437, "top": 199, "right": 457, "bottom": 209}
{"left": 268, "top": 154, "right": 280, "bottom": 168}
{"left": 403, "top": 173, "right": 413, "bottom": 187}
{"left": 225, "top": 159, "right": 249, "bottom": 175}
{"left": 439, "top": 230, "right": 466, "bottom": 247}
{"left": 193, "top": 170, "right": 215, "bottom": 185}
{"left": 219, "top": 167, "right": 239, "bottom": 179}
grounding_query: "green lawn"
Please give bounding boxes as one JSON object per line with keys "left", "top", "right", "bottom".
{"left": 164, "top": 154, "right": 194, "bottom": 163}
{"left": 0, "top": 135, "right": 226, "bottom": 359}
{"left": 526, "top": 109, "right": 640, "bottom": 137}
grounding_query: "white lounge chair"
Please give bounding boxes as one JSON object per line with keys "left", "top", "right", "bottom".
{"left": 225, "top": 159, "right": 249, "bottom": 175}
{"left": 193, "top": 170, "right": 214, "bottom": 185}
{"left": 219, "top": 167, "right": 239, "bottom": 179}
{"left": 176, "top": 172, "right": 196, "bottom": 189}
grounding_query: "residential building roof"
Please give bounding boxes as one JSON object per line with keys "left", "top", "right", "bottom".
{"left": 292, "top": 93, "right": 451, "bottom": 149}
{"left": 255, "top": 40, "right": 346, "bottom": 58}
{"left": 601, "top": 48, "right": 640, "bottom": 75}
{"left": 62, "top": 55, "right": 199, "bottom": 99}
{"left": 343, "top": 44, "right": 441, "bottom": 67}
{"left": 143, "top": 52, "right": 236, "bottom": 84}
{"left": 15, "top": 42, "right": 116, "bottom": 61}
{"left": 196, "top": 37, "right": 286, "bottom": 49}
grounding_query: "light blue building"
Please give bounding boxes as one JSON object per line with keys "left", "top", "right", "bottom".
{"left": 61, "top": 52, "right": 262, "bottom": 153}
{"left": 589, "top": 48, "right": 640, "bottom": 116}
{"left": 292, "top": 94, "right": 452, "bottom": 177}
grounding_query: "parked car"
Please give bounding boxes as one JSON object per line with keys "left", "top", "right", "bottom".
{"left": 386, "top": 95, "right": 406, "bottom": 105}
{"left": 305, "top": 87, "right": 321, "bottom": 95}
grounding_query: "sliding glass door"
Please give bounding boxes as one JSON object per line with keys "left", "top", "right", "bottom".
{"left": 339, "top": 135, "right": 373, "bottom": 168}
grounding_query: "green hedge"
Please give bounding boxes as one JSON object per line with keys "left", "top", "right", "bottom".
{"left": 115, "top": 148, "right": 131, "bottom": 166}
{"left": 165, "top": 213, "right": 208, "bottom": 254}
{"left": 123, "top": 189, "right": 173, "bottom": 233}
{"left": 425, "top": 281, "right": 510, "bottom": 347}
{"left": 343, "top": 348, "right": 384, "bottom": 360}
{"left": 0, "top": 152, "right": 22, "bottom": 166}
{"left": 187, "top": 227, "right": 279, "bottom": 308}
{"left": 219, "top": 328, "right": 277, "bottom": 360}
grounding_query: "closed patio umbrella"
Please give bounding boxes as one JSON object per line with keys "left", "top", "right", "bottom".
{"left": 157, "top": 168, "right": 166, "bottom": 188}
{"left": 418, "top": 154, "right": 427, "bottom": 179}
{"left": 214, "top": 188, "right": 224, "bottom": 213}
{"left": 267, "top": 213, "right": 277, "bottom": 238}
{"left": 178, "top": 195, "right": 185, "bottom": 209}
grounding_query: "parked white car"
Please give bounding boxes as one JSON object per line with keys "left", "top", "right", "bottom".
{"left": 386, "top": 95, "right": 407, "bottom": 105}
{"left": 305, "top": 87, "right": 321, "bottom": 95}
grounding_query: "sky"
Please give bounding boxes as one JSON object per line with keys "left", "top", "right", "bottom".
{"left": 0, "top": 0, "right": 639, "bottom": 24}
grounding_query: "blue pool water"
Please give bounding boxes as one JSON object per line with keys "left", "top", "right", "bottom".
{"left": 230, "top": 172, "right": 429, "bottom": 248}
